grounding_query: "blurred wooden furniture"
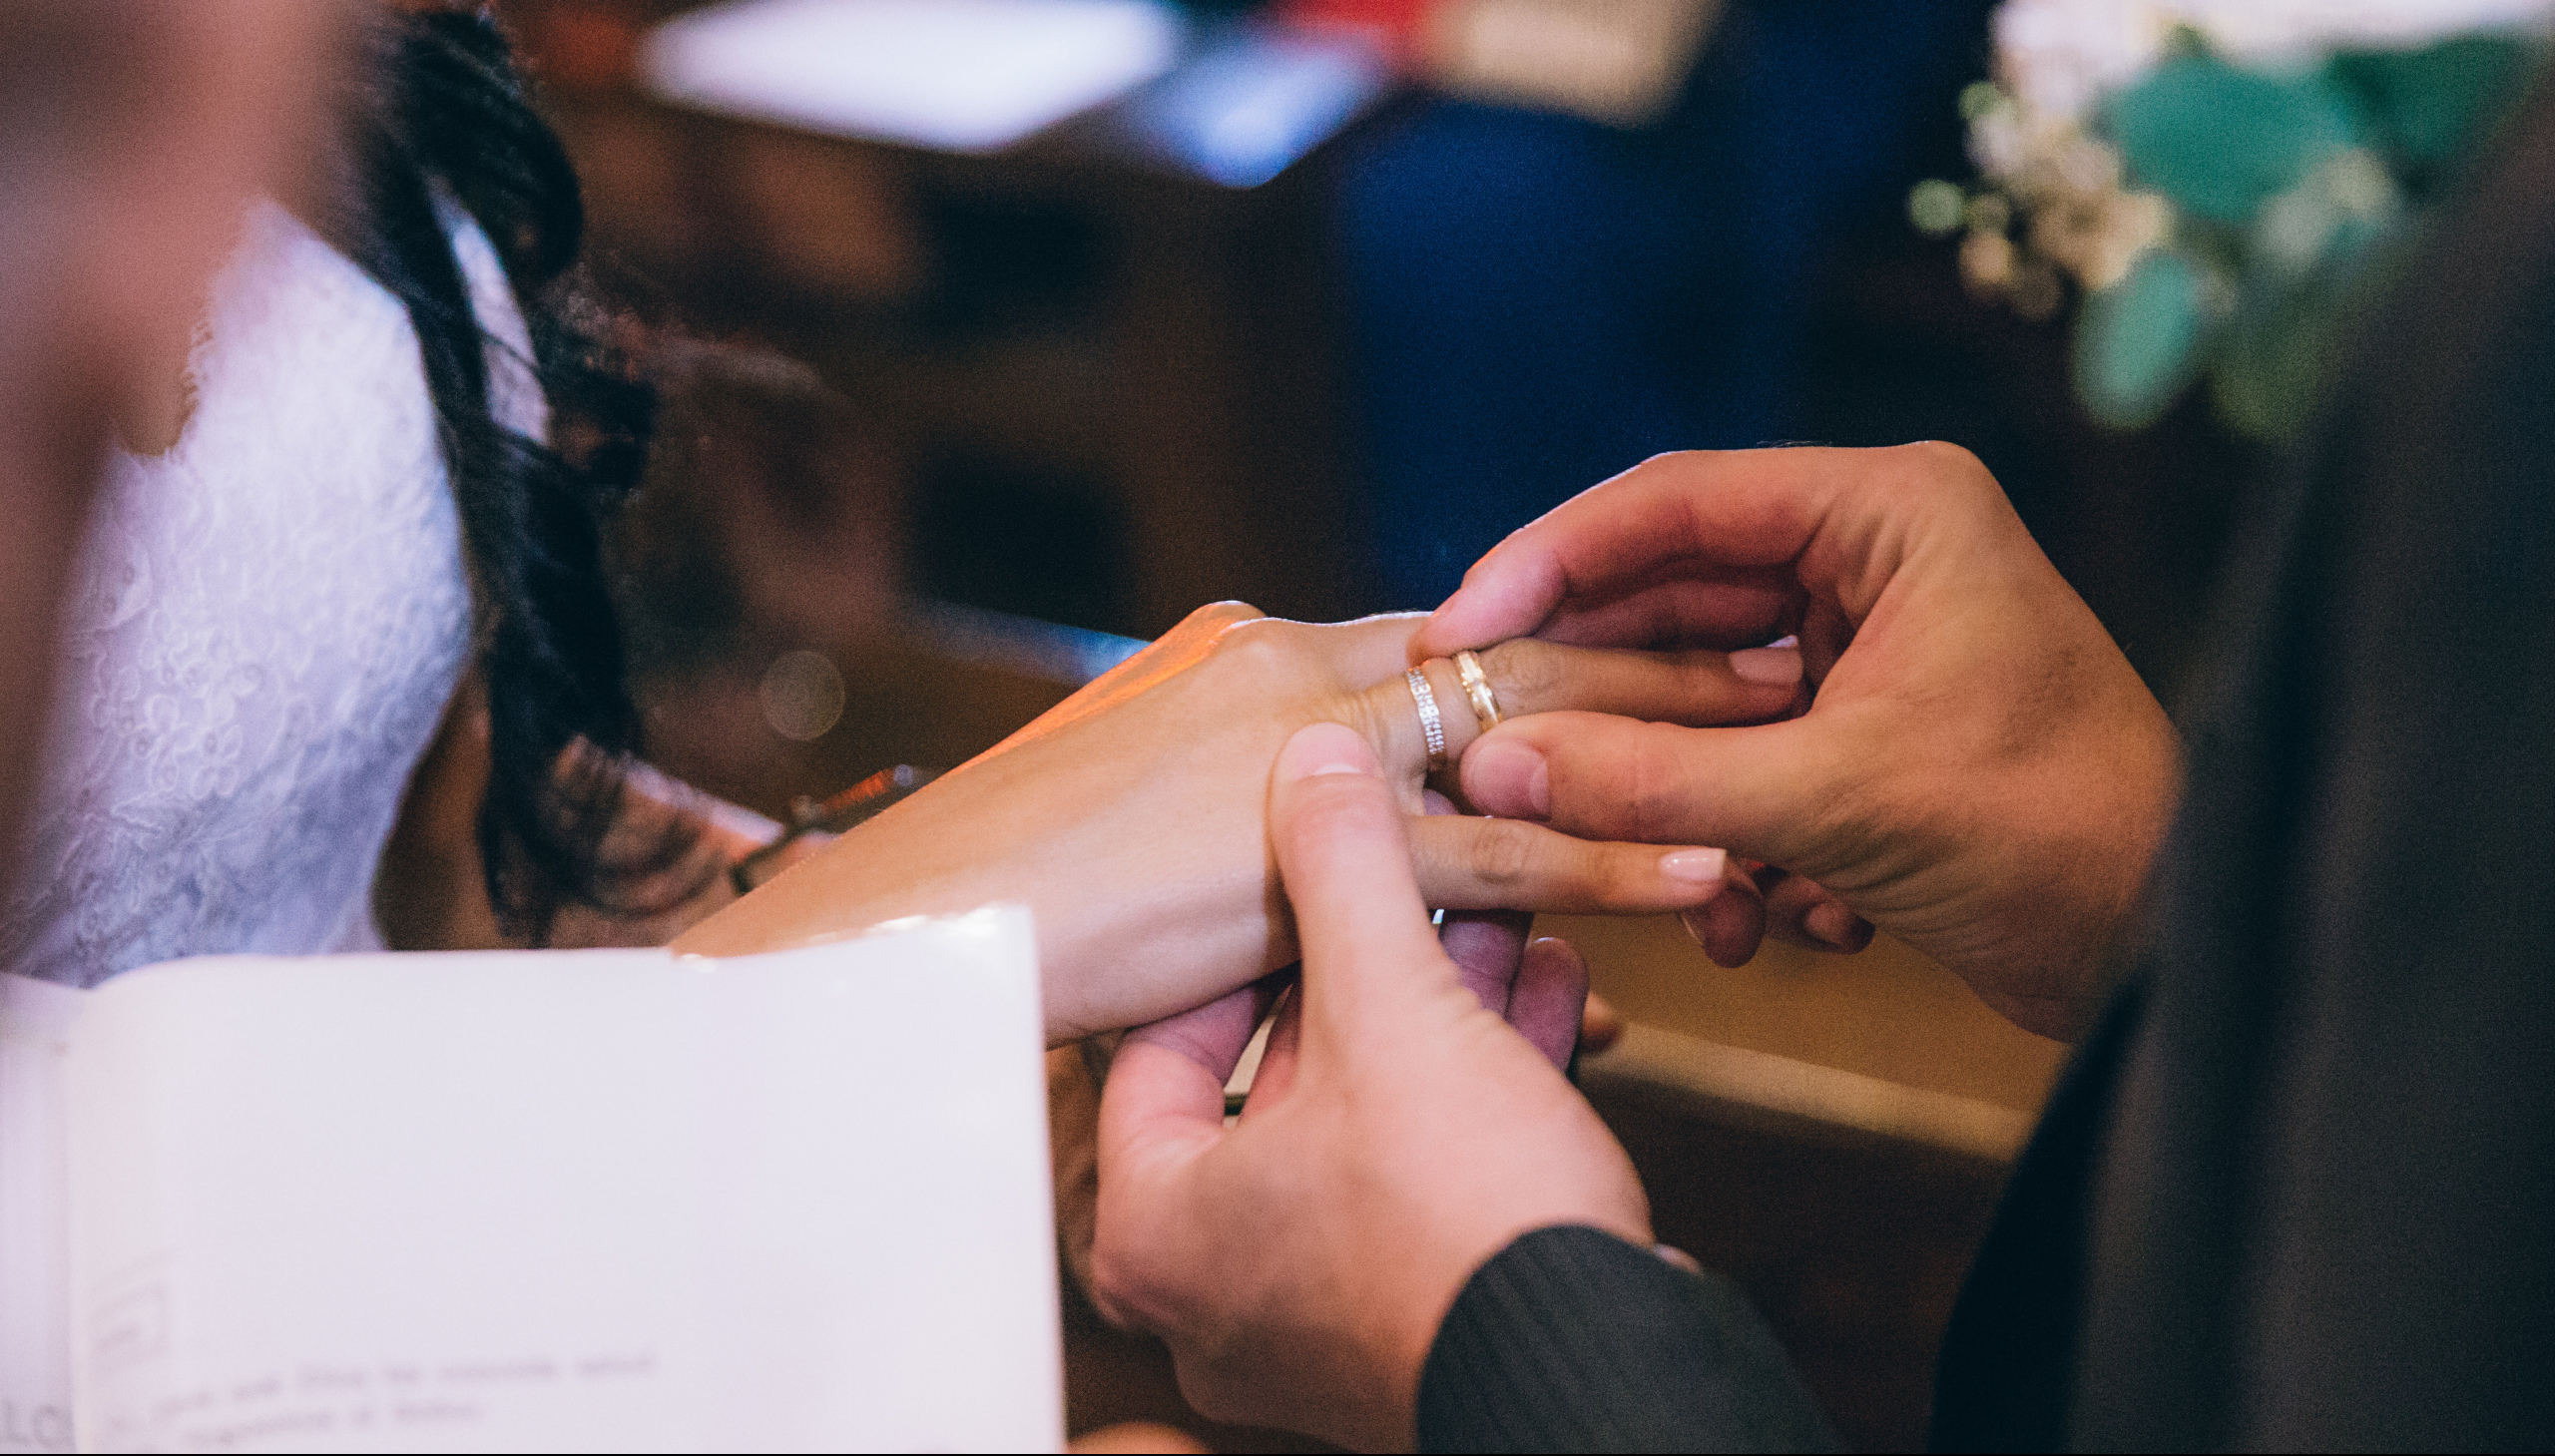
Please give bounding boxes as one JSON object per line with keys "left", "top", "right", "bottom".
{"left": 1555, "top": 916, "right": 2062, "bottom": 1450}
{"left": 520, "top": 0, "right": 1396, "bottom": 638}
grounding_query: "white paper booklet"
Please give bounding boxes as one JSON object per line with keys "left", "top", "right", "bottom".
{"left": 0, "top": 908, "right": 1060, "bottom": 1454}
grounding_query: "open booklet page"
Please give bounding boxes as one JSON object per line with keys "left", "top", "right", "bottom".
{"left": 20, "top": 907, "right": 1057, "bottom": 1453}
{"left": 2, "top": 972, "right": 85, "bottom": 1452}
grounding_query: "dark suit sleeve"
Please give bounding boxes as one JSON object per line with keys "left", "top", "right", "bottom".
{"left": 1415, "top": 1224, "right": 1839, "bottom": 1453}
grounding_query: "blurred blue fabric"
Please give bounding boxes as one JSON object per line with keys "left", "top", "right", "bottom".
{"left": 1337, "top": 0, "right": 1988, "bottom": 606}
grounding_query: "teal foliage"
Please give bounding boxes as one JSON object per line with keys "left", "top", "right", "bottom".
{"left": 1945, "top": 31, "right": 2547, "bottom": 438}
{"left": 2212, "top": 220, "right": 2410, "bottom": 439}
{"left": 2325, "top": 35, "right": 2541, "bottom": 176}
{"left": 2212, "top": 257, "right": 2341, "bottom": 439}
{"left": 2077, "top": 248, "right": 2212, "bottom": 430}
{"left": 2072, "top": 38, "right": 2542, "bottom": 438}
{"left": 2106, "top": 54, "right": 2355, "bottom": 225}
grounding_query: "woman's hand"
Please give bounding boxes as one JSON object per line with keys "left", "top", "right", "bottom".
{"left": 1418, "top": 444, "right": 2182, "bottom": 1040}
{"left": 674, "top": 605, "right": 1800, "bottom": 1044}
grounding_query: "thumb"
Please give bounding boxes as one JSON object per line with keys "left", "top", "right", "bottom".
{"left": 1270, "top": 723, "right": 1453, "bottom": 1025}
{"left": 1460, "top": 712, "right": 1842, "bottom": 874}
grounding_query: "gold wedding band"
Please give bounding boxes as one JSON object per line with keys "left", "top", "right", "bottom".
{"left": 1453, "top": 650, "right": 1502, "bottom": 731}
{"left": 1405, "top": 668, "right": 1448, "bottom": 772}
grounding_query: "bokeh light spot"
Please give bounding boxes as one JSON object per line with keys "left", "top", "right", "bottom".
{"left": 1908, "top": 179, "right": 1966, "bottom": 237}
{"left": 761, "top": 649, "right": 846, "bottom": 741}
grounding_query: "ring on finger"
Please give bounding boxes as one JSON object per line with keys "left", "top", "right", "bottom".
{"left": 1453, "top": 649, "right": 1503, "bottom": 731}
{"left": 1405, "top": 667, "right": 1448, "bottom": 772}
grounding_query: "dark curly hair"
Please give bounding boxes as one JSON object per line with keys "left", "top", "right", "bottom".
{"left": 318, "top": 4, "right": 687, "bottom": 939}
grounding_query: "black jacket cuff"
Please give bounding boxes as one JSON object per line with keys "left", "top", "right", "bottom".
{"left": 1417, "top": 1224, "right": 1838, "bottom": 1453}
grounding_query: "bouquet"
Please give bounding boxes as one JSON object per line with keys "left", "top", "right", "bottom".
{"left": 1914, "top": 1, "right": 2549, "bottom": 438}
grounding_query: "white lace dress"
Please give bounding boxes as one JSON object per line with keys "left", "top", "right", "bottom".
{"left": 0, "top": 200, "right": 543, "bottom": 987}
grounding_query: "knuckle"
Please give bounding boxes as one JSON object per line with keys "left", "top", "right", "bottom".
{"left": 1480, "top": 638, "right": 1560, "bottom": 708}
{"left": 1338, "top": 687, "right": 1403, "bottom": 753}
{"left": 1085, "top": 1242, "right": 1162, "bottom": 1334}
{"left": 1897, "top": 438, "right": 1991, "bottom": 492}
{"left": 1613, "top": 726, "right": 1700, "bottom": 843}
{"left": 1191, "top": 600, "right": 1264, "bottom": 629}
{"left": 1212, "top": 617, "right": 1296, "bottom": 675}
{"left": 1899, "top": 437, "right": 1980, "bottom": 471}
{"left": 1463, "top": 817, "right": 1541, "bottom": 887}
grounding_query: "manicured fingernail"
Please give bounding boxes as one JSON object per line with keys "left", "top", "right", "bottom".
{"left": 1464, "top": 738, "right": 1550, "bottom": 818}
{"left": 1283, "top": 722, "right": 1378, "bottom": 780}
{"left": 1731, "top": 644, "right": 1803, "bottom": 687}
{"left": 1806, "top": 900, "right": 1858, "bottom": 949}
{"left": 1658, "top": 848, "right": 1727, "bottom": 884}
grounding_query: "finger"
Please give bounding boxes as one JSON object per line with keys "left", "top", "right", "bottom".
{"left": 1361, "top": 639, "right": 1803, "bottom": 776}
{"left": 1102, "top": 1015, "right": 1246, "bottom": 1177}
{"left": 1679, "top": 872, "right": 1768, "bottom": 967}
{"left": 1440, "top": 909, "right": 1532, "bottom": 1015}
{"left": 1507, "top": 937, "right": 1590, "bottom": 1072}
{"left": 1242, "top": 982, "right": 1301, "bottom": 1114}
{"left": 1457, "top": 711, "right": 1839, "bottom": 872}
{"left": 1407, "top": 814, "right": 1733, "bottom": 914}
{"left": 1474, "top": 636, "right": 1805, "bottom": 727}
{"left": 1418, "top": 449, "right": 1862, "bottom": 656}
{"left": 1269, "top": 723, "right": 1452, "bottom": 1019}
{"left": 1762, "top": 871, "right": 1874, "bottom": 953}
{"left": 1120, "top": 982, "right": 1263, "bottom": 1090}
{"left": 1531, "top": 575, "right": 1799, "bottom": 652}
{"left": 1422, "top": 780, "right": 1537, "bottom": 1014}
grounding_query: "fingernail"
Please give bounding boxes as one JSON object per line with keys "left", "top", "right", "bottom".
{"left": 1731, "top": 644, "right": 1803, "bottom": 687}
{"left": 1283, "top": 722, "right": 1378, "bottom": 780}
{"left": 1658, "top": 848, "right": 1727, "bottom": 884}
{"left": 1806, "top": 900, "right": 1859, "bottom": 950}
{"left": 1464, "top": 738, "right": 1550, "bottom": 818}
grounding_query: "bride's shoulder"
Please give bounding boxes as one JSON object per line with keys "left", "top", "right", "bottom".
{"left": 119, "top": 194, "right": 539, "bottom": 468}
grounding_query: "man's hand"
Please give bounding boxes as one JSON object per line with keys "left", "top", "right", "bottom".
{"left": 1091, "top": 724, "right": 1650, "bottom": 1451}
{"left": 1418, "top": 444, "right": 2182, "bottom": 1040}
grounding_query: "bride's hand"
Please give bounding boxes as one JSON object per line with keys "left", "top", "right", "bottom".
{"left": 672, "top": 604, "right": 1803, "bottom": 1043}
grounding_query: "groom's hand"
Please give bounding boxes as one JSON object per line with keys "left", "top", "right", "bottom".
{"left": 1091, "top": 723, "right": 1649, "bottom": 1452}
{"left": 1418, "top": 444, "right": 2181, "bottom": 1040}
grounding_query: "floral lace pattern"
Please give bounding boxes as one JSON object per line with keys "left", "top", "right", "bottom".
{"left": 0, "top": 201, "right": 539, "bottom": 986}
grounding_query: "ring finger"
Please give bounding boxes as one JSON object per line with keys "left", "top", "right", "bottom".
{"left": 1364, "top": 636, "right": 1805, "bottom": 786}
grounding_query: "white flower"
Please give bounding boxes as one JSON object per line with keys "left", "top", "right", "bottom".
{"left": 1993, "top": 0, "right": 2170, "bottom": 121}
{"left": 1991, "top": 0, "right": 2555, "bottom": 123}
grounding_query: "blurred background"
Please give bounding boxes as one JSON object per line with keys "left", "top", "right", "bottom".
{"left": 514, "top": 0, "right": 2258, "bottom": 815}
{"left": 489, "top": 0, "right": 2279, "bottom": 1447}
